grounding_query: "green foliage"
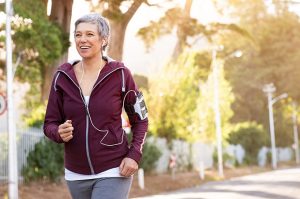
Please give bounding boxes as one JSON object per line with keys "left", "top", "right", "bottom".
{"left": 213, "top": 149, "right": 236, "bottom": 168}
{"left": 22, "top": 139, "right": 64, "bottom": 182}
{"left": 8, "top": 0, "right": 70, "bottom": 106}
{"left": 266, "top": 151, "right": 272, "bottom": 166}
{"left": 146, "top": 48, "right": 235, "bottom": 143}
{"left": 24, "top": 102, "right": 46, "bottom": 128}
{"left": 14, "top": 0, "right": 68, "bottom": 67}
{"left": 193, "top": 57, "right": 235, "bottom": 141}
{"left": 148, "top": 51, "right": 210, "bottom": 142}
{"left": 215, "top": 0, "right": 300, "bottom": 147}
{"left": 126, "top": 132, "right": 161, "bottom": 172}
{"left": 140, "top": 141, "right": 162, "bottom": 173}
{"left": 227, "top": 122, "right": 267, "bottom": 165}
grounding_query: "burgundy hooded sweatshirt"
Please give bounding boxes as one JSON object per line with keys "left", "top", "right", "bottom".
{"left": 43, "top": 59, "right": 148, "bottom": 175}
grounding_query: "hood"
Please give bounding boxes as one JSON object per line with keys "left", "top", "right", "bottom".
{"left": 56, "top": 56, "right": 125, "bottom": 86}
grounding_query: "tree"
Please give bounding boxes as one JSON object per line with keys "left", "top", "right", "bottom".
{"left": 147, "top": 51, "right": 211, "bottom": 142}
{"left": 86, "top": 0, "right": 149, "bottom": 61}
{"left": 0, "top": 0, "right": 73, "bottom": 102}
{"left": 0, "top": 9, "right": 32, "bottom": 74}
{"left": 137, "top": 0, "right": 251, "bottom": 60}
{"left": 41, "top": 0, "right": 73, "bottom": 101}
{"left": 215, "top": 0, "right": 300, "bottom": 147}
{"left": 11, "top": 0, "right": 70, "bottom": 106}
{"left": 193, "top": 57, "right": 235, "bottom": 142}
{"left": 227, "top": 122, "right": 267, "bottom": 165}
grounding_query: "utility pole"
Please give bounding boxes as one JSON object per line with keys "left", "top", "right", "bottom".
{"left": 292, "top": 102, "right": 299, "bottom": 164}
{"left": 263, "top": 83, "right": 287, "bottom": 169}
{"left": 6, "top": 0, "right": 19, "bottom": 198}
{"left": 210, "top": 46, "right": 242, "bottom": 177}
{"left": 212, "top": 47, "right": 223, "bottom": 178}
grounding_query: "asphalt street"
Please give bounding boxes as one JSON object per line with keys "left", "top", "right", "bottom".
{"left": 133, "top": 167, "right": 300, "bottom": 199}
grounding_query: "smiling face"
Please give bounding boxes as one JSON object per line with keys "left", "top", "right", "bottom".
{"left": 74, "top": 22, "right": 105, "bottom": 59}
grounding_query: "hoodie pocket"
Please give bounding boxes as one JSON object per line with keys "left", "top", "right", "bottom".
{"left": 100, "top": 125, "right": 125, "bottom": 147}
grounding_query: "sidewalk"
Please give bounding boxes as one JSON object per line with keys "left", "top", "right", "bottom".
{"left": 129, "top": 165, "right": 273, "bottom": 198}
{"left": 132, "top": 167, "right": 300, "bottom": 199}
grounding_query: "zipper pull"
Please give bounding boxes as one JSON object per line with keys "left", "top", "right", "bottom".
{"left": 84, "top": 104, "right": 89, "bottom": 115}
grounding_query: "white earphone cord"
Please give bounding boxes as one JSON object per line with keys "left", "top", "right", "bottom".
{"left": 86, "top": 89, "right": 137, "bottom": 133}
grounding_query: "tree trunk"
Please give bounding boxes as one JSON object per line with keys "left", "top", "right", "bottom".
{"left": 41, "top": 54, "right": 68, "bottom": 101}
{"left": 172, "top": 0, "right": 193, "bottom": 60}
{"left": 105, "top": 0, "right": 144, "bottom": 61}
{"left": 50, "top": 0, "right": 73, "bottom": 33}
{"left": 107, "top": 21, "right": 127, "bottom": 61}
{"left": 41, "top": 0, "right": 73, "bottom": 101}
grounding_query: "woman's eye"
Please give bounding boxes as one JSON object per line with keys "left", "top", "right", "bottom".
{"left": 87, "top": 33, "right": 94, "bottom": 36}
{"left": 75, "top": 34, "right": 81, "bottom": 37}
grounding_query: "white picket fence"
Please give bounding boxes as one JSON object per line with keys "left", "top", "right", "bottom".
{"left": 0, "top": 127, "right": 43, "bottom": 183}
{"left": 0, "top": 122, "right": 295, "bottom": 184}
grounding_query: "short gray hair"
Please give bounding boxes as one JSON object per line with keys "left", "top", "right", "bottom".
{"left": 75, "top": 13, "right": 110, "bottom": 50}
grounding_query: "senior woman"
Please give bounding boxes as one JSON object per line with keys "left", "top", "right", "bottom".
{"left": 44, "top": 13, "right": 148, "bottom": 199}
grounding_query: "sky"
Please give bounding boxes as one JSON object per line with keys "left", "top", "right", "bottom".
{"left": 59, "top": 0, "right": 300, "bottom": 76}
{"left": 67, "top": 0, "right": 224, "bottom": 76}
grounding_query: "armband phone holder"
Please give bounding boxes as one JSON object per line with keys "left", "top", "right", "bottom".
{"left": 133, "top": 92, "right": 148, "bottom": 120}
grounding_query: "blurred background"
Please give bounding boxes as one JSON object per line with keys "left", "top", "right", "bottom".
{"left": 1, "top": 0, "right": 300, "bottom": 198}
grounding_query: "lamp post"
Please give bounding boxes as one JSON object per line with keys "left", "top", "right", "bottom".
{"left": 211, "top": 46, "right": 224, "bottom": 178}
{"left": 5, "top": 0, "right": 19, "bottom": 198}
{"left": 292, "top": 102, "right": 299, "bottom": 164}
{"left": 263, "top": 83, "right": 288, "bottom": 169}
{"left": 211, "top": 47, "right": 242, "bottom": 178}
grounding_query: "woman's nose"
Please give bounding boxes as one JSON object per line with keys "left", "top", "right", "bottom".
{"left": 79, "top": 35, "right": 88, "bottom": 43}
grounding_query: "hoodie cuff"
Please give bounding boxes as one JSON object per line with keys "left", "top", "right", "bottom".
{"left": 51, "top": 126, "right": 64, "bottom": 143}
{"left": 126, "top": 148, "right": 142, "bottom": 164}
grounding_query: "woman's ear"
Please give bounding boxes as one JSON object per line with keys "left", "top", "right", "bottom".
{"left": 102, "top": 38, "right": 107, "bottom": 47}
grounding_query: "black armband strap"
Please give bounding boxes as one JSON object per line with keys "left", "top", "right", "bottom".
{"left": 124, "top": 92, "right": 148, "bottom": 120}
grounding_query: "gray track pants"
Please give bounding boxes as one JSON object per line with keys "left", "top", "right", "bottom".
{"left": 66, "top": 177, "right": 133, "bottom": 199}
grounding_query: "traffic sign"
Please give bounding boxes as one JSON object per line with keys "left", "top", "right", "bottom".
{"left": 0, "top": 93, "right": 7, "bottom": 115}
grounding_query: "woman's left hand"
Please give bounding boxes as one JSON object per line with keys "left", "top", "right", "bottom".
{"left": 119, "top": 157, "right": 138, "bottom": 177}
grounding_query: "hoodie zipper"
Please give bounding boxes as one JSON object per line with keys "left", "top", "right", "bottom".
{"left": 57, "top": 67, "right": 124, "bottom": 174}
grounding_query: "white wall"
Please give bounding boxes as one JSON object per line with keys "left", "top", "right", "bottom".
{"left": 146, "top": 137, "right": 295, "bottom": 173}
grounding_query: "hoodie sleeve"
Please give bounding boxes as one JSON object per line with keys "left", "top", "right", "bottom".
{"left": 123, "top": 67, "right": 148, "bottom": 164}
{"left": 43, "top": 72, "right": 65, "bottom": 143}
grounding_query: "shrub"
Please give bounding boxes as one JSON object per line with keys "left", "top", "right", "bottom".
{"left": 24, "top": 103, "right": 46, "bottom": 128}
{"left": 127, "top": 132, "right": 162, "bottom": 173}
{"left": 22, "top": 138, "right": 64, "bottom": 182}
{"left": 227, "top": 122, "right": 267, "bottom": 165}
{"left": 266, "top": 151, "right": 272, "bottom": 166}
{"left": 212, "top": 149, "right": 236, "bottom": 168}
{"left": 140, "top": 141, "right": 162, "bottom": 173}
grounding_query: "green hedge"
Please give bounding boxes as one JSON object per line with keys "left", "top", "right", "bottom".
{"left": 140, "top": 141, "right": 162, "bottom": 172}
{"left": 22, "top": 139, "right": 64, "bottom": 182}
{"left": 22, "top": 134, "right": 162, "bottom": 182}
{"left": 227, "top": 122, "right": 267, "bottom": 165}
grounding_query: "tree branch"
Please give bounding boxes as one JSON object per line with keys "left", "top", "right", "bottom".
{"left": 123, "top": 0, "right": 145, "bottom": 24}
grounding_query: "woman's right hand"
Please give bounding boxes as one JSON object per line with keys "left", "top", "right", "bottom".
{"left": 58, "top": 120, "right": 74, "bottom": 142}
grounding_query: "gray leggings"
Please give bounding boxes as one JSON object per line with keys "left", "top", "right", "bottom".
{"left": 66, "top": 177, "right": 133, "bottom": 199}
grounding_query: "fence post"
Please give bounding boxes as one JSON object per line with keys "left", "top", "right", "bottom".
{"left": 138, "top": 168, "right": 145, "bottom": 189}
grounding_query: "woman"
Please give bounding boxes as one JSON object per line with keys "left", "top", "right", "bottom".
{"left": 43, "top": 13, "right": 148, "bottom": 199}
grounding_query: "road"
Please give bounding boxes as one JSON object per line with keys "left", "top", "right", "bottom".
{"left": 133, "top": 167, "right": 300, "bottom": 199}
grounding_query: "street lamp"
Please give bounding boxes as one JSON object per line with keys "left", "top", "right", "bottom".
{"left": 292, "top": 102, "right": 299, "bottom": 164}
{"left": 211, "top": 46, "right": 224, "bottom": 178}
{"left": 4, "top": 0, "right": 19, "bottom": 198}
{"left": 211, "top": 46, "right": 242, "bottom": 178}
{"left": 263, "top": 83, "right": 288, "bottom": 169}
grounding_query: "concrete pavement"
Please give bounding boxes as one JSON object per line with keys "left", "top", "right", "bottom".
{"left": 133, "top": 167, "right": 300, "bottom": 199}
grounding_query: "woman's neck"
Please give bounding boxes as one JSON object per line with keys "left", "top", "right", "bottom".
{"left": 82, "top": 56, "right": 105, "bottom": 73}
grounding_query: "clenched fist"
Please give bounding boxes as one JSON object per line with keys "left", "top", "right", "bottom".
{"left": 58, "top": 120, "right": 74, "bottom": 142}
